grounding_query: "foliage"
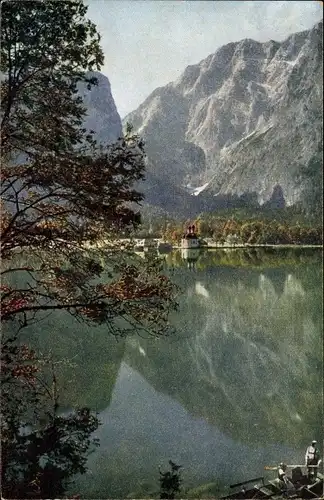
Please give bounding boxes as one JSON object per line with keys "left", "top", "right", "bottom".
{"left": 1, "top": 328, "right": 100, "bottom": 499}
{"left": 159, "top": 461, "right": 182, "bottom": 499}
{"left": 0, "top": 0, "right": 178, "bottom": 337}
{"left": 138, "top": 210, "right": 323, "bottom": 246}
{"left": 2, "top": 406, "right": 99, "bottom": 499}
{"left": 0, "top": 1, "right": 178, "bottom": 497}
{"left": 1, "top": 0, "right": 103, "bottom": 162}
{"left": 166, "top": 247, "right": 322, "bottom": 271}
{"left": 296, "top": 147, "right": 323, "bottom": 221}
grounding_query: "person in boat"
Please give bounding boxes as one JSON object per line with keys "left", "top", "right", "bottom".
{"left": 305, "top": 440, "right": 321, "bottom": 481}
{"left": 278, "top": 463, "right": 294, "bottom": 495}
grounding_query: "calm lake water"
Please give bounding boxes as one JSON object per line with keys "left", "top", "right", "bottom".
{"left": 22, "top": 248, "right": 323, "bottom": 498}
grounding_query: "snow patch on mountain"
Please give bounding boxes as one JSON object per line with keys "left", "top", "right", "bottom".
{"left": 123, "top": 20, "right": 322, "bottom": 212}
{"left": 187, "top": 182, "right": 210, "bottom": 196}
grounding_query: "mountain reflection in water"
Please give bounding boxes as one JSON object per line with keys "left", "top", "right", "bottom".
{"left": 22, "top": 249, "right": 323, "bottom": 498}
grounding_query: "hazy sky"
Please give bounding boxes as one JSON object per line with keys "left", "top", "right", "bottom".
{"left": 86, "top": 1, "right": 323, "bottom": 118}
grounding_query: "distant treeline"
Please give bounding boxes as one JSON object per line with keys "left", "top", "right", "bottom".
{"left": 134, "top": 206, "right": 323, "bottom": 245}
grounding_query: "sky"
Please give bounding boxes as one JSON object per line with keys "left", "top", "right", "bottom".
{"left": 86, "top": 1, "right": 323, "bottom": 118}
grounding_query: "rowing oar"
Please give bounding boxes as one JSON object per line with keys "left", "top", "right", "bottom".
{"left": 264, "top": 465, "right": 320, "bottom": 471}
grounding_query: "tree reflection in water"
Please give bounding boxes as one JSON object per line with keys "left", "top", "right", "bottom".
{"left": 4, "top": 249, "right": 322, "bottom": 498}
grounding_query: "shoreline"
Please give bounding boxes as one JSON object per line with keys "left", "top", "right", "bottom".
{"left": 9, "top": 240, "right": 321, "bottom": 252}
{"left": 173, "top": 243, "right": 323, "bottom": 249}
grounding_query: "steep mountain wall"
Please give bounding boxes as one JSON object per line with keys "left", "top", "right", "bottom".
{"left": 78, "top": 71, "right": 122, "bottom": 144}
{"left": 124, "top": 21, "right": 323, "bottom": 213}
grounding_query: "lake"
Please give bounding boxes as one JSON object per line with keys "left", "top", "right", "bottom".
{"left": 22, "top": 248, "right": 323, "bottom": 498}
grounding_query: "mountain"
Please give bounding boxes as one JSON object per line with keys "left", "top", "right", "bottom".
{"left": 124, "top": 21, "right": 323, "bottom": 215}
{"left": 4, "top": 72, "right": 122, "bottom": 213}
{"left": 125, "top": 258, "right": 323, "bottom": 447}
{"left": 78, "top": 71, "right": 122, "bottom": 144}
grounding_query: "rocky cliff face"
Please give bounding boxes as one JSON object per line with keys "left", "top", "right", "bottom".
{"left": 78, "top": 71, "right": 122, "bottom": 144}
{"left": 124, "top": 21, "right": 323, "bottom": 213}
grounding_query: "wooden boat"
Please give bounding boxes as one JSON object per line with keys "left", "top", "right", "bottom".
{"left": 221, "top": 466, "right": 323, "bottom": 499}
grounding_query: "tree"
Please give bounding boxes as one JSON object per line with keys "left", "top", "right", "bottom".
{"left": 1, "top": 0, "right": 177, "bottom": 336}
{"left": 159, "top": 461, "right": 182, "bottom": 499}
{"left": 0, "top": 290, "right": 101, "bottom": 498}
{"left": 1, "top": 0, "right": 104, "bottom": 162}
{"left": 222, "top": 218, "right": 239, "bottom": 241}
{"left": 297, "top": 151, "right": 323, "bottom": 222}
{"left": 211, "top": 217, "right": 227, "bottom": 243}
{"left": 1, "top": 1, "right": 178, "bottom": 497}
